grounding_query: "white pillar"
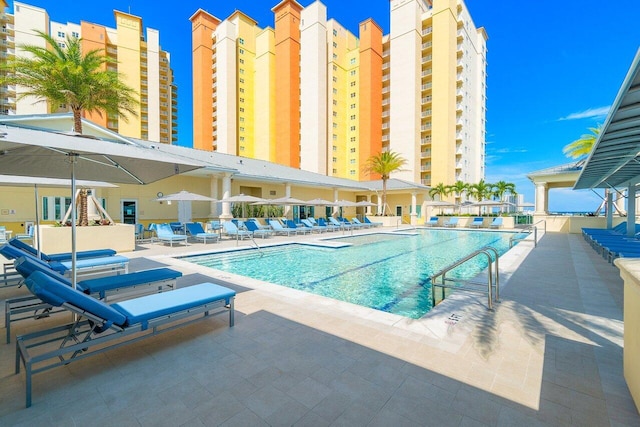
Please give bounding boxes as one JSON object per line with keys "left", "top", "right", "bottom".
{"left": 534, "top": 182, "right": 548, "bottom": 215}
{"left": 284, "top": 183, "right": 292, "bottom": 217}
{"left": 333, "top": 188, "right": 339, "bottom": 216}
{"left": 410, "top": 192, "right": 418, "bottom": 225}
{"left": 221, "top": 173, "right": 232, "bottom": 220}
{"left": 209, "top": 175, "right": 219, "bottom": 218}
{"left": 628, "top": 184, "right": 636, "bottom": 236}
{"left": 366, "top": 195, "right": 372, "bottom": 215}
{"left": 606, "top": 190, "right": 613, "bottom": 229}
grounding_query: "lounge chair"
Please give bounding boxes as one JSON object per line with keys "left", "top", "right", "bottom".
{"left": 8, "top": 238, "right": 116, "bottom": 262}
{"left": 328, "top": 216, "right": 349, "bottom": 230}
{"left": 0, "top": 243, "right": 129, "bottom": 278}
{"left": 244, "top": 220, "right": 274, "bottom": 238}
{"left": 268, "top": 219, "right": 298, "bottom": 236}
{"left": 16, "top": 270, "right": 235, "bottom": 407}
{"left": 286, "top": 219, "right": 311, "bottom": 234}
{"left": 155, "top": 223, "right": 189, "bottom": 246}
{"left": 318, "top": 218, "right": 339, "bottom": 232}
{"left": 340, "top": 217, "right": 363, "bottom": 229}
{"left": 185, "top": 222, "right": 220, "bottom": 244}
{"left": 351, "top": 218, "right": 370, "bottom": 228}
{"left": 301, "top": 219, "right": 326, "bottom": 233}
{"left": 425, "top": 217, "right": 439, "bottom": 227}
{"left": 134, "top": 223, "right": 144, "bottom": 241}
{"left": 222, "top": 221, "right": 252, "bottom": 240}
{"left": 470, "top": 217, "right": 484, "bottom": 228}
{"left": 6, "top": 256, "right": 182, "bottom": 343}
{"left": 489, "top": 217, "right": 503, "bottom": 229}
{"left": 15, "top": 224, "right": 34, "bottom": 243}
{"left": 364, "top": 217, "right": 383, "bottom": 227}
{"left": 444, "top": 217, "right": 459, "bottom": 228}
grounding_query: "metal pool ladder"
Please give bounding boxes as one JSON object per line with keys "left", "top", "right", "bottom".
{"left": 430, "top": 246, "right": 500, "bottom": 310}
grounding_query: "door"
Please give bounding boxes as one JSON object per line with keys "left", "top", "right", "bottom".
{"left": 396, "top": 205, "right": 402, "bottom": 216}
{"left": 121, "top": 200, "right": 137, "bottom": 224}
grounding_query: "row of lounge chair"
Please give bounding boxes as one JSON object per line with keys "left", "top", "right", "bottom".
{"left": 582, "top": 222, "right": 640, "bottom": 262}
{"left": 0, "top": 238, "right": 236, "bottom": 407}
{"left": 424, "top": 216, "right": 503, "bottom": 229}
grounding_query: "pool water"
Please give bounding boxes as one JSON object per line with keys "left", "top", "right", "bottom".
{"left": 183, "top": 229, "right": 521, "bottom": 319}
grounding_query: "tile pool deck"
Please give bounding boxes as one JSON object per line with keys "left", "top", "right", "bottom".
{"left": 0, "top": 227, "right": 639, "bottom": 425}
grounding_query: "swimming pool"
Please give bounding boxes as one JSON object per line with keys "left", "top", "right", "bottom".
{"left": 183, "top": 229, "right": 522, "bottom": 319}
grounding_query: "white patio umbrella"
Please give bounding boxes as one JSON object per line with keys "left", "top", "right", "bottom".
{"left": 219, "top": 194, "right": 266, "bottom": 218}
{"left": 305, "top": 198, "right": 337, "bottom": 206}
{"left": 355, "top": 200, "right": 377, "bottom": 207}
{"left": 155, "top": 190, "right": 217, "bottom": 224}
{"left": 0, "top": 126, "right": 202, "bottom": 289}
{"left": 253, "top": 196, "right": 307, "bottom": 205}
{"left": 470, "top": 200, "right": 515, "bottom": 215}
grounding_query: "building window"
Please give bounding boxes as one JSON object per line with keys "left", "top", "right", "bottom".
{"left": 333, "top": 64, "right": 337, "bottom": 71}
{"left": 333, "top": 88, "right": 338, "bottom": 95}
{"left": 239, "top": 107, "right": 245, "bottom": 112}
{"left": 333, "top": 146, "right": 337, "bottom": 151}
{"left": 239, "top": 38, "right": 244, "bottom": 45}
{"left": 333, "top": 53, "right": 337, "bottom": 60}
{"left": 332, "top": 29, "right": 337, "bottom": 37}
{"left": 239, "top": 48, "right": 245, "bottom": 54}
{"left": 333, "top": 134, "right": 337, "bottom": 140}
{"left": 332, "top": 169, "right": 337, "bottom": 174}
{"left": 350, "top": 70, "right": 356, "bottom": 76}
{"left": 333, "top": 42, "right": 337, "bottom": 48}
{"left": 71, "top": 31, "right": 79, "bottom": 38}
{"left": 333, "top": 123, "right": 337, "bottom": 129}
{"left": 57, "top": 31, "right": 65, "bottom": 38}
{"left": 58, "top": 42, "right": 65, "bottom": 48}
{"left": 350, "top": 159, "right": 356, "bottom": 164}
{"left": 350, "top": 115, "right": 356, "bottom": 120}
{"left": 350, "top": 170, "right": 356, "bottom": 175}
{"left": 42, "top": 196, "right": 73, "bottom": 221}
{"left": 239, "top": 78, "right": 244, "bottom": 83}
{"left": 350, "top": 81, "right": 356, "bottom": 87}
{"left": 350, "top": 137, "right": 356, "bottom": 142}
{"left": 333, "top": 100, "right": 338, "bottom": 106}
{"left": 350, "top": 126, "right": 356, "bottom": 131}
{"left": 239, "top": 98, "right": 244, "bottom": 103}
{"left": 239, "top": 58, "right": 244, "bottom": 64}
{"left": 239, "top": 117, "right": 245, "bottom": 122}
{"left": 333, "top": 76, "right": 337, "bottom": 83}
{"left": 239, "top": 137, "right": 245, "bottom": 142}
{"left": 350, "top": 104, "right": 356, "bottom": 109}
{"left": 350, "top": 58, "right": 356, "bottom": 65}
{"left": 350, "top": 93, "right": 356, "bottom": 98}
{"left": 239, "top": 69, "right": 244, "bottom": 74}
{"left": 350, "top": 148, "right": 356, "bottom": 152}
{"left": 239, "top": 88, "right": 244, "bottom": 93}
{"left": 333, "top": 111, "right": 337, "bottom": 117}
{"left": 239, "top": 127, "right": 245, "bottom": 132}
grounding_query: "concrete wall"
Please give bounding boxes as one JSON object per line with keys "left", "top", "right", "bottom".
{"left": 37, "top": 223, "right": 134, "bottom": 253}
{"left": 533, "top": 215, "right": 626, "bottom": 234}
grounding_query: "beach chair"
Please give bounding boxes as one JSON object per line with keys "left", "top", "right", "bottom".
{"left": 244, "top": 220, "right": 274, "bottom": 238}
{"left": 364, "top": 217, "right": 383, "bottom": 227}
{"left": 470, "top": 217, "right": 484, "bottom": 228}
{"left": 6, "top": 256, "right": 182, "bottom": 343}
{"left": 134, "top": 223, "right": 144, "bottom": 241}
{"left": 318, "top": 218, "right": 339, "bottom": 232}
{"left": 489, "top": 217, "right": 503, "bottom": 229}
{"left": 351, "top": 218, "right": 370, "bottom": 228}
{"left": 425, "top": 217, "right": 439, "bottom": 227}
{"left": 301, "top": 219, "right": 326, "bottom": 233}
{"left": 8, "top": 238, "right": 116, "bottom": 262}
{"left": 185, "top": 222, "right": 220, "bottom": 244}
{"left": 16, "top": 270, "right": 235, "bottom": 407}
{"left": 329, "top": 216, "right": 349, "bottom": 230}
{"left": 15, "top": 224, "right": 34, "bottom": 243}
{"left": 222, "top": 221, "right": 252, "bottom": 240}
{"left": 444, "top": 217, "right": 459, "bottom": 228}
{"left": 286, "top": 219, "right": 311, "bottom": 234}
{"left": 268, "top": 219, "right": 298, "bottom": 236}
{"left": 155, "top": 223, "right": 189, "bottom": 246}
{"left": 1, "top": 243, "right": 128, "bottom": 278}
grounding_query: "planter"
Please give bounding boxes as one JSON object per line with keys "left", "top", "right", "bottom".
{"left": 36, "top": 223, "right": 134, "bottom": 254}
{"left": 366, "top": 216, "right": 403, "bottom": 227}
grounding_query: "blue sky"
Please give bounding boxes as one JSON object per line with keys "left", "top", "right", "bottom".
{"left": 6, "top": 0, "right": 640, "bottom": 211}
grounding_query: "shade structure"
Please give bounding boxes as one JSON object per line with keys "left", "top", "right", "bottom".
{"left": 0, "top": 125, "right": 203, "bottom": 289}
{"left": 305, "top": 198, "right": 337, "bottom": 206}
{"left": 470, "top": 200, "right": 515, "bottom": 207}
{"left": 424, "top": 200, "right": 457, "bottom": 207}
{"left": 154, "top": 190, "right": 216, "bottom": 202}
{"left": 354, "top": 200, "right": 377, "bottom": 207}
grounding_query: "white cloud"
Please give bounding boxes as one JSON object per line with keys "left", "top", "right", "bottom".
{"left": 558, "top": 106, "right": 610, "bottom": 121}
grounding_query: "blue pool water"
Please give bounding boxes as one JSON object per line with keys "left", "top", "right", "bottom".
{"left": 183, "top": 229, "right": 521, "bottom": 319}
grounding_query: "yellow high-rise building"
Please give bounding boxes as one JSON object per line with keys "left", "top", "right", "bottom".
{"left": 191, "top": 0, "right": 487, "bottom": 187}
{"left": 0, "top": 1, "right": 177, "bottom": 144}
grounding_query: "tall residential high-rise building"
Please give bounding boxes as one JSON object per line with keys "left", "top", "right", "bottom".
{"left": 191, "top": 0, "right": 487, "bottom": 186}
{"left": 0, "top": 1, "right": 177, "bottom": 144}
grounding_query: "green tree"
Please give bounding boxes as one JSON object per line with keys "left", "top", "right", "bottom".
{"left": 562, "top": 126, "right": 602, "bottom": 159}
{"left": 468, "top": 179, "right": 493, "bottom": 202}
{"left": 492, "top": 180, "right": 517, "bottom": 201}
{"left": 447, "top": 180, "right": 468, "bottom": 202}
{"left": 428, "top": 183, "right": 450, "bottom": 201}
{"left": 0, "top": 31, "right": 138, "bottom": 134}
{"left": 363, "top": 151, "right": 407, "bottom": 215}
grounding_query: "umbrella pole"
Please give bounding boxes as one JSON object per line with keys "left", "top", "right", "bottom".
{"left": 69, "top": 155, "right": 78, "bottom": 291}
{"left": 34, "top": 184, "right": 41, "bottom": 259}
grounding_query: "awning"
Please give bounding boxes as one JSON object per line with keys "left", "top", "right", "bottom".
{"left": 574, "top": 48, "right": 640, "bottom": 189}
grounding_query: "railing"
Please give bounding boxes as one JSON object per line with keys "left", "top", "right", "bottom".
{"left": 430, "top": 246, "right": 500, "bottom": 310}
{"left": 509, "top": 219, "right": 546, "bottom": 248}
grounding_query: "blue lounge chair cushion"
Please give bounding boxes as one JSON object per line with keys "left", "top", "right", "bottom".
{"left": 76, "top": 268, "right": 181, "bottom": 296}
{"left": 9, "top": 238, "right": 116, "bottom": 262}
{"left": 0, "top": 244, "right": 67, "bottom": 272}
{"left": 59, "top": 255, "right": 129, "bottom": 272}
{"left": 112, "top": 282, "right": 236, "bottom": 328}
{"left": 25, "top": 271, "right": 127, "bottom": 328}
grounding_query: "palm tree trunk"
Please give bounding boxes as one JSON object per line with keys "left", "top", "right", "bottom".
{"left": 72, "top": 108, "right": 83, "bottom": 134}
{"left": 382, "top": 178, "right": 387, "bottom": 216}
{"left": 78, "top": 189, "right": 88, "bottom": 226}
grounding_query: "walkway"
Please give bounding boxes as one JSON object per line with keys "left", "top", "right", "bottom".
{"left": 0, "top": 231, "right": 638, "bottom": 425}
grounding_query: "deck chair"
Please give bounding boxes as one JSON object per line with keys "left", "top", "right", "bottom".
{"left": 286, "top": 219, "right": 311, "bottom": 234}
{"left": 0, "top": 243, "right": 129, "bottom": 277}
{"left": 364, "top": 217, "right": 383, "bottom": 227}
{"left": 425, "top": 217, "right": 439, "bottom": 227}
{"left": 318, "top": 218, "right": 339, "bottom": 232}
{"left": 155, "top": 223, "right": 189, "bottom": 246}
{"left": 222, "top": 221, "right": 252, "bottom": 240}
{"left": 244, "top": 220, "right": 274, "bottom": 238}
{"left": 470, "top": 217, "right": 484, "bottom": 228}
{"left": 9, "top": 237, "right": 116, "bottom": 262}
{"left": 6, "top": 256, "right": 182, "bottom": 343}
{"left": 268, "top": 219, "right": 298, "bottom": 236}
{"left": 185, "top": 222, "right": 219, "bottom": 244}
{"left": 16, "top": 270, "right": 235, "bottom": 407}
{"left": 444, "top": 217, "right": 459, "bottom": 228}
{"left": 14, "top": 224, "right": 34, "bottom": 243}
{"left": 489, "top": 217, "right": 503, "bottom": 229}
{"left": 351, "top": 218, "right": 370, "bottom": 228}
{"left": 328, "top": 216, "right": 349, "bottom": 230}
{"left": 301, "top": 219, "right": 326, "bottom": 233}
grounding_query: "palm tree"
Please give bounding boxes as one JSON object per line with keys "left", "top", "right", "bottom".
{"left": 468, "top": 179, "right": 493, "bottom": 202}
{"left": 429, "top": 183, "right": 450, "bottom": 201}
{"left": 0, "top": 31, "right": 138, "bottom": 134}
{"left": 447, "top": 180, "right": 468, "bottom": 203}
{"left": 492, "top": 180, "right": 517, "bottom": 201}
{"left": 363, "top": 151, "right": 407, "bottom": 216}
{"left": 562, "top": 126, "right": 602, "bottom": 159}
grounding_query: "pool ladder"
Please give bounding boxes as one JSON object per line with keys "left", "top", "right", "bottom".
{"left": 430, "top": 246, "right": 500, "bottom": 310}
{"left": 509, "top": 219, "right": 546, "bottom": 248}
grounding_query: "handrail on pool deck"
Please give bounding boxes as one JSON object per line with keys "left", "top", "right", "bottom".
{"left": 430, "top": 246, "right": 500, "bottom": 310}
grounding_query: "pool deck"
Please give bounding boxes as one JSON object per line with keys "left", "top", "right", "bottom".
{"left": 1, "top": 227, "right": 639, "bottom": 425}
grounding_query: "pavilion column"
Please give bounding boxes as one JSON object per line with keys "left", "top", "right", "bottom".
{"left": 333, "top": 188, "right": 339, "bottom": 216}
{"left": 628, "top": 184, "right": 636, "bottom": 236}
{"left": 220, "top": 173, "right": 233, "bottom": 220}
{"left": 366, "top": 195, "right": 372, "bottom": 215}
{"left": 534, "top": 182, "right": 548, "bottom": 215}
{"left": 606, "top": 190, "right": 613, "bottom": 229}
{"left": 410, "top": 192, "right": 418, "bottom": 225}
{"left": 284, "top": 183, "right": 292, "bottom": 217}
{"left": 209, "top": 175, "right": 219, "bottom": 218}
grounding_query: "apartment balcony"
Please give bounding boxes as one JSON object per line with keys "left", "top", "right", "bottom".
{"left": 382, "top": 111, "right": 389, "bottom": 118}
{"left": 422, "top": 41, "right": 432, "bottom": 50}
{"left": 421, "top": 27, "right": 433, "bottom": 36}
{"left": 421, "top": 178, "right": 431, "bottom": 186}
{"left": 382, "top": 87, "right": 390, "bottom": 94}
{"left": 421, "top": 96, "right": 432, "bottom": 104}
{"left": 421, "top": 83, "right": 432, "bottom": 92}
{"left": 421, "top": 55, "right": 432, "bottom": 64}
{"left": 382, "top": 135, "right": 390, "bottom": 142}
{"left": 421, "top": 124, "right": 432, "bottom": 131}
{"left": 107, "top": 46, "right": 117, "bottom": 55}
{"left": 141, "top": 52, "right": 147, "bottom": 58}
{"left": 382, "top": 63, "right": 390, "bottom": 70}
{"left": 421, "top": 69, "right": 432, "bottom": 77}
{"left": 420, "top": 164, "right": 431, "bottom": 171}
{"left": 421, "top": 110, "right": 431, "bottom": 118}
{"left": 382, "top": 123, "right": 390, "bottom": 129}
{"left": 382, "top": 99, "right": 390, "bottom": 106}
{"left": 382, "top": 74, "right": 389, "bottom": 82}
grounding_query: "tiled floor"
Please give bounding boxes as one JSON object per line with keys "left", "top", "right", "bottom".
{"left": 0, "top": 229, "right": 638, "bottom": 426}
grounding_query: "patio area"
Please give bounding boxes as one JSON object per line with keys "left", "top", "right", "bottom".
{"left": 0, "top": 229, "right": 638, "bottom": 426}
